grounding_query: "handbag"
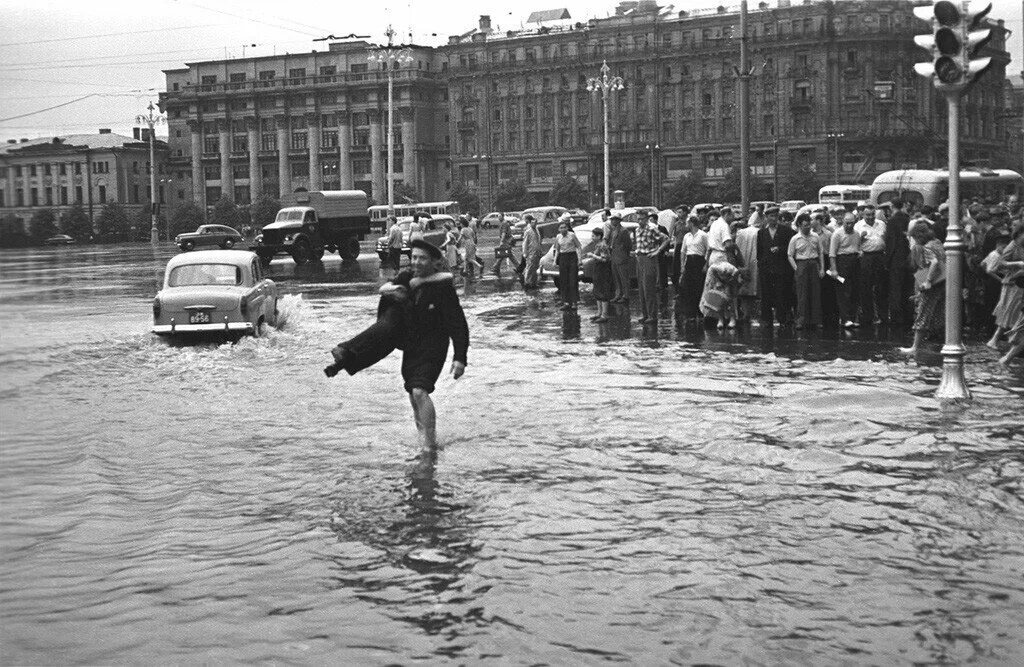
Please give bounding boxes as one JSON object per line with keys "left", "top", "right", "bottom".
{"left": 494, "top": 245, "right": 512, "bottom": 259}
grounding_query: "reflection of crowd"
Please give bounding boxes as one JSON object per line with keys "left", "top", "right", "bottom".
{"left": 468, "top": 199, "right": 1024, "bottom": 367}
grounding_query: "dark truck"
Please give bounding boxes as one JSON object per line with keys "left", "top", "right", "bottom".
{"left": 254, "top": 190, "right": 370, "bottom": 265}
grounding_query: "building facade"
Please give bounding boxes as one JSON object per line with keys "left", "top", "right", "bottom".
{"left": 159, "top": 40, "right": 449, "bottom": 209}
{"left": 0, "top": 129, "right": 168, "bottom": 231}
{"left": 445, "top": 0, "right": 1016, "bottom": 209}
{"left": 159, "top": 0, "right": 1017, "bottom": 213}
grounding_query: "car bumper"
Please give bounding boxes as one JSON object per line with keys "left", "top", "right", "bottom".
{"left": 153, "top": 320, "right": 254, "bottom": 334}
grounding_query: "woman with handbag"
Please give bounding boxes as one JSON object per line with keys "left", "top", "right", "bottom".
{"left": 899, "top": 221, "right": 947, "bottom": 356}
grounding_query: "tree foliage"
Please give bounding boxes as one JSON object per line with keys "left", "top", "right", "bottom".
{"left": 611, "top": 169, "right": 651, "bottom": 208}
{"left": 28, "top": 208, "right": 58, "bottom": 242}
{"left": 60, "top": 204, "right": 93, "bottom": 241}
{"left": 448, "top": 181, "right": 480, "bottom": 217}
{"left": 131, "top": 204, "right": 168, "bottom": 241}
{"left": 95, "top": 203, "right": 131, "bottom": 242}
{"left": 662, "top": 171, "right": 709, "bottom": 208}
{"left": 250, "top": 194, "right": 281, "bottom": 230}
{"left": 393, "top": 182, "right": 418, "bottom": 204}
{"left": 549, "top": 176, "right": 589, "bottom": 210}
{"left": 785, "top": 166, "right": 823, "bottom": 202}
{"left": 494, "top": 179, "right": 532, "bottom": 212}
{"left": 169, "top": 202, "right": 206, "bottom": 237}
{"left": 0, "top": 215, "right": 29, "bottom": 248}
{"left": 210, "top": 197, "right": 242, "bottom": 230}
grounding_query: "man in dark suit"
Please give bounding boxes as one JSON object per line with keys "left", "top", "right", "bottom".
{"left": 884, "top": 198, "right": 913, "bottom": 327}
{"left": 607, "top": 213, "right": 633, "bottom": 303}
{"left": 756, "top": 207, "right": 796, "bottom": 326}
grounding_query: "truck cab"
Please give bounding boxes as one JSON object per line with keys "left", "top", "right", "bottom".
{"left": 254, "top": 190, "right": 370, "bottom": 265}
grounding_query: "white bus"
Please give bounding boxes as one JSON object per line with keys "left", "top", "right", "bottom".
{"left": 818, "top": 184, "right": 872, "bottom": 210}
{"left": 870, "top": 169, "right": 1023, "bottom": 208}
{"left": 368, "top": 200, "right": 461, "bottom": 230}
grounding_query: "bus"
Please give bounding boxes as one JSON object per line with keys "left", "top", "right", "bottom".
{"left": 870, "top": 168, "right": 1023, "bottom": 208}
{"left": 818, "top": 184, "right": 872, "bottom": 210}
{"left": 368, "top": 200, "right": 461, "bottom": 231}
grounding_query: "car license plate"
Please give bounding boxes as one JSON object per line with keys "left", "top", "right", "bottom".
{"left": 189, "top": 310, "right": 211, "bottom": 324}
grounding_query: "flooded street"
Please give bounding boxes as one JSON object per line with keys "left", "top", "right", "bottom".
{"left": 1, "top": 243, "right": 1023, "bottom": 664}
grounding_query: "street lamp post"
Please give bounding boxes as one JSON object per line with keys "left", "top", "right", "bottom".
{"left": 369, "top": 26, "right": 413, "bottom": 217}
{"left": 136, "top": 101, "right": 165, "bottom": 244}
{"left": 472, "top": 153, "right": 492, "bottom": 212}
{"left": 826, "top": 131, "right": 845, "bottom": 183}
{"left": 587, "top": 61, "right": 624, "bottom": 209}
{"left": 645, "top": 143, "right": 659, "bottom": 207}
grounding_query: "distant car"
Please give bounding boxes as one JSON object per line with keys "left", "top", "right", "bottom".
{"left": 541, "top": 206, "right": 655, "bottom": 282}
{"left": 152, "top": 250, "right": 278, "bottom": 337}
{"left": 510, "top": 206, "right": 569, "bottom": 244}
{"left": 375, "top": 215, "right": 448, "bottom": 263}
{"left": 780, "top": 200, "right": 806, "bottom": 214}
{"left": 692, "top": 203, "right": 723, "bottom": 218}
{"left": 481, "top": 212, "right": 521, "bottom": 228}
{"left": 175, "top": 224, "right": 244, "bottom": 252}
{"left": 567, "top": 208, "right": 590, "bottom": 225}
{"left": 44, "top": 234, "right": 75, "bottom": 245}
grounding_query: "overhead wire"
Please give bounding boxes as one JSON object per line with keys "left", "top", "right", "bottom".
{"left": 0, "top": 95, "right": 99, "bottom": 123}
{"left": 0, "top": 24, "right": 229, "bottom": 47}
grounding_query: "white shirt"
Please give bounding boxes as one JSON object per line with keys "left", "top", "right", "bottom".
{"left": 708, "top": 217, "right": 732, "bottom": 253}
{"left": 854, "top": 218, "right": 887, "bottom": 253}
{"left": 683, "top": 229, "right": 709, "bottom": 256}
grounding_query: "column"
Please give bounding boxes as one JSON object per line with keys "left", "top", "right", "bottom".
{"left": 369, "top": 109, "right": 384, "bottom": 203}
{"left": 188, "top": 119, "right": 204, "bottom": 207}
{"left": 275, "top": 114, "right": 289, "bottom": 194}
{"left": 218, "top": 119, "right": 232, "bottom": 200}
{"left": 246, "top": 117, "right": 260, "bottom": 202}
{"left": 337, "top": 111, "right": 353, "bottom": 190}
{"left": 400, "top": 107, "right": 416, "bottom": 190}
{"left": 307, "top": 111, "right": 322, "bottom": 191}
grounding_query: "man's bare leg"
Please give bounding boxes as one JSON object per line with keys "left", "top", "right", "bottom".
{"left": 408, "top": 388, "right": 437, "bottom": 452}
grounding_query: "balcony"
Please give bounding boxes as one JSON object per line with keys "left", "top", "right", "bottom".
{"left": 456, "top": 119, "right": 478, "bottom": 132}
{"left": 164, "top": 70, "right": 441, "bottom": 100}
{"left": 790, "top": 96, "right": 814, "bottom": 112}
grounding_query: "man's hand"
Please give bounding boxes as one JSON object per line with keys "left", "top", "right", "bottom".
{"left": 451, "top": 361, "right": 466, "bottom": 379}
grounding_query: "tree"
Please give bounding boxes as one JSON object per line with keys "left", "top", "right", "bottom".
{"left": 662, "top": 171, "right": 708, "bottom": 209}
{"left": 611, "top": 169, "right": 650, "bottom": 207}
{"left": 60, "top": 204, "right": 93, "bottom": 241}
{"left": 549, "top": 175, "right": 589, "bottom": 209}
{"left": 494, "top": 179, "right": 532, "bottom": 212}
{"left": 95, "top": 202, "right": 131, "bottom": 242}
{"left": 393, "top": 182, "right": 419, "bottom": 204}
{"left": 28, "top": 208, "right": 58, "bottom": 243}
{"left": 448, "top": 181, "right": 480, "bottom": 217}
{"left": 169, "top": 202, "right": 205, "bottom": 237}
{"left": 785, "top": 166, "right": 823, "bottom": 202}
{"left": 131, "top": 204, "right": 167, "bottom": 241}
{"left": 210, "top": 197, "right": 242, "bottom": 229}
{"left": 0, "top": 215, "right": 29, "bottom": 248}
{"left": 250, "top": 194, "right": 281, "bottom": 231}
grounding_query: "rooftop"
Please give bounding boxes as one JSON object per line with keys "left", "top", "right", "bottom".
{"left": 0, "top": 131, "right": 159, "bottom": 156}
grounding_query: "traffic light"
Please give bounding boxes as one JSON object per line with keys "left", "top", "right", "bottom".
{"left": 913, "top": 1, "right": 993, "bottom": 91}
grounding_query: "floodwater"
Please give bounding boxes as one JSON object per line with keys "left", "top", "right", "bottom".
{"left": 1, "top": 243, "right": 1022, "bottom": 664}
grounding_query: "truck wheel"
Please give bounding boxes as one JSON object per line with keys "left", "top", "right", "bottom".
{"left": 339, "top": 237, "right": 361, "bottom": 261}
{"left": 182, "top": 240, "right": 194, "bottom": 251}
{"left": 292, "top": 241, "right": 311, "bottom": 265}
{"left": 311, "top": 245, "right": 324, "bottom": 262}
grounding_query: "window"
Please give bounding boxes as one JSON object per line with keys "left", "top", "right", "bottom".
{"left": 204, "top": 165, "right": 220, "bottom": 180}
{"left": 321, "top": 130, "right": 338, "bottom": 148}
{"left": 292, "top": 162, "right": 309, "bottom": 177}
{"left": 291, "top": 131, "right": 308, "bottom": 151}
{"left": 30, "top": 165, "right": 37, "bottom": 176}
{"left": 45, "top": 187, "right": 53, "bottom": 205}
{"left": 74, "top": 186, "right": 82, "bottom": 202}
{"left": 14, "top": 166, "right": 22, "bottom": 177}
{"left": 527, "top": 161, "right": 552, "bottom": 184}
{"left": 752, "top": 151, "right": 774, "bottom": 176}
{"left": 232, "top": 135, "right": 248, "bottom": 153}
{"left": 350, "top": 63, "right": 368, "bottom": 73}
{"left": 352, "top": 158, "right": 371, "bottom": 174}
{"left": 16, "top": 189, "right": 24, "bottom": 206}
{"left": 288, "top": 68, "right": 306, "bottom": 82}
{"left": 258, "top": 70, "right": 276, "bottom": 87}
{"left": 60, "top": 187, "right": 68, "bottom": 204}
{"left": 44, "top": 164, "right": 51, "bottom": 176}
{"left": 233, "top": 164, "right": 248, "bottom": 179}
{"left": 130, "top": 184, "right": 139, "bottom": 204}
{"left": 703, "top": 153, "right": 731, "bottom": 178}
{"left": 459, "top": 164, "right": 479, "bottom": 185}
{"left": 261, "top": 133, "right": 277, "bottom": 152}
{"left": 98, "top": 185, "right": 106, "bottom": 203}
{"left": 204, "top": 136, "right": 219, "bottom": 154}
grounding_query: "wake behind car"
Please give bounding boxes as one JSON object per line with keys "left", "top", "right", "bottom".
{"left": 152, "top": 250, "right": 278, "bottom": 337}
{"left": 175, "top": 225, "right": 243, "bottom": 251}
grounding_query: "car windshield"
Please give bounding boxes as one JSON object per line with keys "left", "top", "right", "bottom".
{"left": 277, "top": 210, "right": 304, "bottom": 221}
{"left": 168, "top": 263, "right": 242, "bottom": 287}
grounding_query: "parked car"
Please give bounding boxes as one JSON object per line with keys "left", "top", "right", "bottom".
{"left": 510, "top": 206, "right": 569, "bottom": 243}
{"left": 375, "top": 215, "right": 448, "bottom": 263}
{"left": 541, "top": 207, "right": 654, "bottom": 282}
{"left": 692, "top": 203, "right": 723, "bottom": 218}
{"left": 567, "top": 208, "right": 590, "bottom": 225}
{"left": 780, "top": 200, "right": 806, "bottom": 215}
{"left": 44, "top": 234, "right": 75, "bottom": 245}
{"left": 152, "top": 250, "right": 278, "bottom": 337}
{"left": 481, "top": 211, "right": 521, "bottom": 228}
{"left": 175, "top": 225, "right": 244, "bottom": 252}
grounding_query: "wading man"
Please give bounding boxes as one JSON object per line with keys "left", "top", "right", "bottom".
{"left": 328, "top": 239, "right": 468, "bottom": 453}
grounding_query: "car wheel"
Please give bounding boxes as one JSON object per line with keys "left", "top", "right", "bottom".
{"left": 223, "top": 238, "right": 235, "bottom": 249}
{"left": 311, "top": 245, "right": 324, "bottom": 262}
{"left": 339, "top": 237, "right": 361, "bottom": 261}
{"left": 182, "top": 240, "right": 194, "bottom": 251}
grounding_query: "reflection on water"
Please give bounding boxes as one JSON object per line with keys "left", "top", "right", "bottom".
{"left": 0, "top": 245, "right": 1022, "bottom": 663}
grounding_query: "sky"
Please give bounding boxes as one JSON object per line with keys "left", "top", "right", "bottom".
{"left": 1, "top": 0, "right": 1022, "bottom": 141}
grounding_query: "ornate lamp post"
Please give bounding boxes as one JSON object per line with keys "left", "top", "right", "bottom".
{"left": 645, "top": 143, "right": 660, "bottom": 207}
{"left": 587, "top": 61, "right": 624, "bottom": 209}
{"left": 136, "top": 101, "right": 165, "bottom": 243}
{"left": 369, "top": 26, "right": 414, "bottom": 217}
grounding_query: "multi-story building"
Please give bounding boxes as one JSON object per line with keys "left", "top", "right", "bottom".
{"left": 0, "top": 128, "right": 168, "bottom": 231}
{"left": 159, "top": 1, "right": 1016, "bottom": 213}
{"left": 159, "top": 40, "right": 449, "bottom": 209}
{"left": 445, "top": 0, "right": 1016, "bottom": 208}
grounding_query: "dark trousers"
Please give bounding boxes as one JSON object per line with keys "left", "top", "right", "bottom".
{"left": 671, "top": 245, "right": 683, "bottom": 287}
{"left": 611, "top": 261, "right": 630, "bottom": 300}
{"left": 388, "top": 248, "right": 402, "bottom": 271}
{"left": 556, "top": 252, "right": 579, "bottom": 304}
{"left": 859, "top": 251, "right": 889, "bottom": 325}
{"left": 834, "top": 254, "right": 860, "bottom": 323}
{"left": 658, "top": 252, "right": 670, "bottom": 289}
{"left": 636, "top": 255, "right": 659, "bottom": 320}
{"left": 887, "top": 261, "right": 913, "bottom": 326}
{"left": 681, "top": 255, "right": 705, "bottom": 318}
{"left": 794, "top": 259, "right": 822, "bottom": 327}
{"left": 338, "top": 296, "right": 406, "bottom": 375}
{"left": 760, "top": 269, "right": 795, "bottom": 324}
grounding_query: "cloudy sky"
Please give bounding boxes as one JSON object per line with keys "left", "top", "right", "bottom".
{"left": 1, "top": 0, "right": 1021, "bottom": 141}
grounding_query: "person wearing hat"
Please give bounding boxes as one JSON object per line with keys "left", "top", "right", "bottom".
{"left": 756, "top": 206, "right": 796, "bottom": 326}
{"left": 855, "top": 202, "right": 888, "bottom": 326}
{"left": 326, "top": 238, "right": 468, "bottom": 453}
{"left": 668, "top": 204, "right": 691, "bottom": 289}
{"left": 829, "top": 212, "right": 863, "bottom": 328}
{"left": 521, "top": 214, "right": 543, "bottom": 289}
{"left": 884, "top": 199, "right": 913, "bottom": 327}
{"left": 607, "top": 213, "right": 633, "bottom": 303}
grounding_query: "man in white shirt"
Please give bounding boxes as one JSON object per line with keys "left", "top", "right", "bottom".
{"left": 707, "top": 207, "right": 734, "bottom": 265}
{"left": 854, "top": 202, "right": 889, "bottom": 325}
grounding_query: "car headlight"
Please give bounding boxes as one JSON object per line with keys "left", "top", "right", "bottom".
{"left": 284, "top": 233, "right": 294, "bottom": 242}
{"left": 255, "top": 233, "right": 263, "bottom": 243}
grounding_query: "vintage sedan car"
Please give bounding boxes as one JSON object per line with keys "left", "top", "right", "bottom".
{"left": 480, "top": 211, "right": 521, "bottom": 228}
{"left": 44, "top": 234, "right": 76, "bottom": 245}
{"left": 152, "top": 250, "right": 278, "bottom": 336}
{"left": 540, "top": 207, "right": 654, "bottom": 283}
{"left": 510, "top": 206, "right": 569, "bottom": 244}
{"left": 175, "top": 224, "right": 244, "bottom": 252}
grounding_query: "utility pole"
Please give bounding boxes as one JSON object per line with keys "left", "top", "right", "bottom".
{"left": 369, "top": 26, "right": 413, "bottom": 217}
{"left": 136, "top": 101, "right": 165, "bottom": 243}
{"left": 738, "top": 0, "right": 751, "bottom": 216}
{"left": 646, "top": 143, "right": 659, "bottom": 206}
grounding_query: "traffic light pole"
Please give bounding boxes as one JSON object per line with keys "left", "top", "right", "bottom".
{"left": 936, "top": 91, "right": 971, "bottom": 400}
